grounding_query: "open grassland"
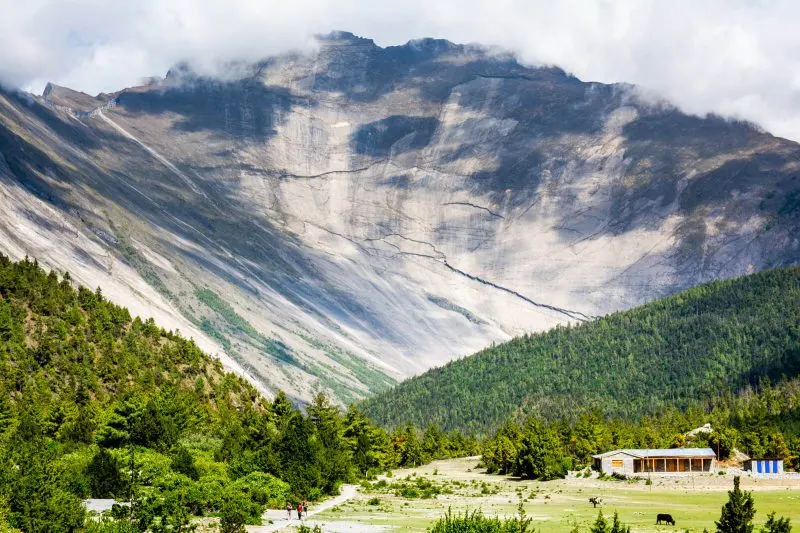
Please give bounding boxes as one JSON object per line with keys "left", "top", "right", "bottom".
{"left": 299, "top": 458, "right": 800, "bottom": 532}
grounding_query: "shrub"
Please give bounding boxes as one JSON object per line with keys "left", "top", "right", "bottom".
{"left": 399, "top": 486, "right": 420, "bottom": 499}
{"left": 429, "top": 506, "right": 533, "bottom": 533}
{"left": 219, "top": 493, "right": 248, "bottom": 533}
{"left": 231, "top": 472, "right": 290, "bottom": 509}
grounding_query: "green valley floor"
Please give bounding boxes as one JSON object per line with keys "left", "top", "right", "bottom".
{"left": 255, "top": 457, "right": 800, "bottom": 532}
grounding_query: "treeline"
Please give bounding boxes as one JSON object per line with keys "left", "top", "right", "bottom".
{"left": 0, "top": 255, "right": 476, "bottom": 531}
{"left": 362, "top": 267, "right": 800, "bottom": 433}
{"left": 482, "top": 377, "right": 800, "bottom": 479}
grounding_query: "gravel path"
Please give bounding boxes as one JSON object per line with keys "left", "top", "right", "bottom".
{"left": 248, "top": 485, "right": 358, "bottom": 532}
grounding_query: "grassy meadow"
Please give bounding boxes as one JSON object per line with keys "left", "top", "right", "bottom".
{"left": 304, "top": 458, "right": 800, "bottom": 532}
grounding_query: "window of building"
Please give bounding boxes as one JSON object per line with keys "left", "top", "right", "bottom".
{"left": 611, "top": 459, "right": 623, "bottom": 468}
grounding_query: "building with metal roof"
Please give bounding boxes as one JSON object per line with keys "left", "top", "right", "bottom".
{"left": 744, "top": 458, "right": 784, "bottom": 475}
{"left": 592, "top": 448, "right": 716, "bottom": 476}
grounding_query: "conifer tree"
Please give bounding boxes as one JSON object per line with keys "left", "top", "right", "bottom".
{"left": 87, "top": 448, "right": 124, "bottom": 498}
{"left": 716, "top": 476, "right": 756, "bottom": 533}
{"left": 610, "top": 511, "right": 631, "bottom": 533}
{"left": 401, "top": 425, "right": 424, "bottom": 467}
{"left": 590, "top": 510, "right": 610, "bottom": 533}
{"left": 760, "top": 512, "right": 791, "bottom": 533}
{"left": 170, "top": 445, "right": 200, "bottom": 481}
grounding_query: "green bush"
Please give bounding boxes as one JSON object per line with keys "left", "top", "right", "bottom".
{"left": 231, "top": 472, "right": 291, "bottom": 510}
{"left": 429, "top": 506, "right": 533, "bottom": 533}
{"left": 219, "top": 492, "right": 248, "bottom": 533}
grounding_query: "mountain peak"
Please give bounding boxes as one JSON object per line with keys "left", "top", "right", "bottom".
{"left": 40, "top": 82, "right": 103, "bottom": 111}
{"left": 316, "top": 30, "right": 377, "bottom": 47}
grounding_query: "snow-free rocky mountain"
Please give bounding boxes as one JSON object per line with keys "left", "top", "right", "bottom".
{"left": 1, "top": 32, "right": 798, "bottom": 403}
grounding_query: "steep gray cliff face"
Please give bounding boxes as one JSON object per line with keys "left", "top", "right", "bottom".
{"left": 1, "top": 32, "right": 798, "bottom": 402}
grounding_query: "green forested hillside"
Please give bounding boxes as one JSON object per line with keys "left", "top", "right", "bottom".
{"left": 0, "top": 255, "right": 475, "bottom": 532}
{"left": 362, "top": 267, "right": 800, "bottom": 433}
{"left": 480, "top": 376, "right": 800, "bottom": 479}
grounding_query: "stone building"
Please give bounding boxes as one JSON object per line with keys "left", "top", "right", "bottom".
{"left": 592, "top": 448, "right": 716, "bottom": 476}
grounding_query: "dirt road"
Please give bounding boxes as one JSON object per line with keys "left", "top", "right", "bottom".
{"left": 247, "top": 484, "right": 358, "bottom": 532}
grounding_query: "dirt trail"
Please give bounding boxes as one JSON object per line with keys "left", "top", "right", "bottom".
{"left": 247, "top": 484, "right": 358, "bottom": 532}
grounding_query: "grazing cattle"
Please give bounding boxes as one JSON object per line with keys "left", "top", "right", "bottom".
{"left": 656, "top": 513, "right": 675, "bottom": 525}
{"left": 589, "top": 497, "right": 602, "bottom": 508}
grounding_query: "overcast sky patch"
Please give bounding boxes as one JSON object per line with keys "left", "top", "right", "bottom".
{"left": 2, "top": 0, "right": 800, "bottom": 140}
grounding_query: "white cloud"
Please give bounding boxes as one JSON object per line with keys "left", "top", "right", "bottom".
{"left": 2, "top": 0, "right": 800, "bottom": 140}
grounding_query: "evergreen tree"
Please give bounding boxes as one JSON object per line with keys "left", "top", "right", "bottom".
{"left": 344, "top": 405, "right": 386, "bottom": 475}
{"left": 422, "top": 424, "right": 446, "bottom": 460}
{"left": 610, "top": 512, "right": 631, "bottom": 533}
{"left": 171, "top": 445, "right": 200, "bottom": 481}
{"left": 760, "top": 512, "right": 791, "bottom": 533}
{"left": 400, "top": 425, "right": 424, "bottom": 467}
{"left": 278, "top": 413, "right": 322, "bottom": 496}
{"left": 716, "top": 476, "right": 756, "bottom": 533}
{"left": 87, "top": 448, "right": 124, "bottom": 498}
{"left": 5, "top": 413, "right": 86, "bottom": 532}
{"left": 0, "top": 253, "right": 483, "bottom": 529}
{"left": 308, "top": 393, "right": 352, "bottom": 493}
{"left": 590, "top": 510, "right": 610, "bottom": 533}
{"left": 514, "top": 418, "right": 569, "bottom": 480}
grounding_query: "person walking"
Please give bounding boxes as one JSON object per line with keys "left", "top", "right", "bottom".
{"left": 303, "top": 499, "right": 309, "bottom": 519}
{"left": 285, "top": 501, "right": 293, "bottom": 520}
{"left": 297, "top": 502, "right": 304, "bottom": 520}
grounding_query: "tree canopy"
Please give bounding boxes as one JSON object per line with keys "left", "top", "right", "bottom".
{"left": 0, "top": 254, "right": 476, "bottom": 531}
{"left": 362, "top": 267, "right": 800, "bottom": 434}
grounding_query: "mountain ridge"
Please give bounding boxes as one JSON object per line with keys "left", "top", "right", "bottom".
{"left": 1, "top": 31, "right": 798, "bottom": 403}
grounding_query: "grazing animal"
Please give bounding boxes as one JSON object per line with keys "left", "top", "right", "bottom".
{"left": 589, "top": 497, "right": 602, "bottom": 508}
{"left": 656, "top": 513, "right": 675, "bottom": 525}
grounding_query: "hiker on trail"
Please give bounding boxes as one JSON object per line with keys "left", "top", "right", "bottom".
{"left": 297, "top": 502, "right": 303, "bottom": 520}
{"left": 303, "top": 499, "right": 309, "bottom": 518}
{"left": 285, "top": 501, "right": 293, "bottom": 520}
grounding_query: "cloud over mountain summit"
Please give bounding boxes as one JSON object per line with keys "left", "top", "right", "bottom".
{"left": 2, "top": 1, "right": 800, "bottom": 141}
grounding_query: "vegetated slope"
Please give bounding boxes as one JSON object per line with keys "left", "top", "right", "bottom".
{"left": 0, "top": 254, "right": 261, "bottom": 420}
{"left": 0, "top": 254, "right": 476, "bottom": 531}
{"left": 2, "top": 31, "right": 800, "bottom": 404}
{"left": 361, "top": 267, "right": 800, "bottom": 433}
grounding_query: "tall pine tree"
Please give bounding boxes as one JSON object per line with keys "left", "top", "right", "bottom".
{"left": 716, "top": 476, "right": 756, "bottom": 533}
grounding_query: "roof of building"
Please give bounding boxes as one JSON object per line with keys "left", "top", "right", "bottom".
{"left": 592, "top": 447, "right": 716, "bottom": 459}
